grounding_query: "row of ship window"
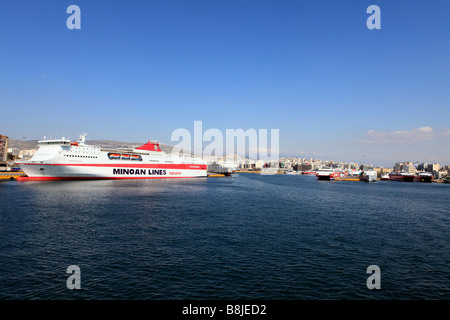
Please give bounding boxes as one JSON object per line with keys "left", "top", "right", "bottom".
{"left": 64, "top": 154, "right": 98, "bottom": 158}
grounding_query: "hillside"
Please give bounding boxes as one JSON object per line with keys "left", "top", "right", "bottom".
{"left": 8, "top": 139, "right": 175, "bottom": 153}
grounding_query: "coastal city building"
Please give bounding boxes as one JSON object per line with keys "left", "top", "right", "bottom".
{"left": 394, "top": 161, "right": 415, "bottom": 173}
{"left": 427, "top": 163, "right": 440, "bottom": 172}
{"left": 0, "top": 135, "right": 8, "bottom": 167}
{"left": 2, "top": 135, "right": 449, "bottom": 180}
{"left": 381, "top": 167, "right": 393, "bottom": 174}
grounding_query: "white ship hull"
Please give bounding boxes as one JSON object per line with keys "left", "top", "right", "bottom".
{"left": 207, "top": 162, "right": 236, "bottom": 176}
{"left": 17, "top": 163, "right": 207, "bottom": 180}
{"left": 16, "top": 134, "right": 207, "bottom": 181}
{"left": 361, "top": 170, "right": 377, "bottom": 182}
{"left": 316, "top": 168, "right": 341, "bottom": 180}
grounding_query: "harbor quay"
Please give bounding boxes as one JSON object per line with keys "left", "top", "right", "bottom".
{"left": 225, "top": 158, "right": 450, "bottom": 183}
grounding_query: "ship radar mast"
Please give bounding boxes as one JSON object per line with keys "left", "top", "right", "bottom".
{"left": 78, "top": 133, "right": 87, "bottom": 146}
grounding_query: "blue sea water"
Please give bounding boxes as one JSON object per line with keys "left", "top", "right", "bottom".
{"left": 0, "top": 174, "right": 449, "bottom": 299}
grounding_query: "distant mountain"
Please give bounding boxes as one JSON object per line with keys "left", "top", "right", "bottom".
{"left": 8, "top": 139, "right": 175, "bottom": 153}
{"left": 8, "top": 139, "right": 39, "bottom": 150}
{"left": 88, "top": 140, "right": 174, "bottom": 153}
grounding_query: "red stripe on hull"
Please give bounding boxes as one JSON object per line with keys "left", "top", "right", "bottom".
{"left": 17, "top": 162, "right": 207, "bottom": 170}
{"left": 17, "top": 176, "right": 204, "bottom": 181}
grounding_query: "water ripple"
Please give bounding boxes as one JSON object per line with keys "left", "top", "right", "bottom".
{"left": 0, "top": 176, "right": 449, "bottom": 299}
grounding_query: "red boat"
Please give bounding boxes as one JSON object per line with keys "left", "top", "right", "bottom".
{"left": 389, "top": 172, "right": 415, "bottom": 182}
{"left": 414, "top": 172, "right": 433, "bottom": 182}
{"left": 316, "top": 168, "right": 341, "bottom": 180}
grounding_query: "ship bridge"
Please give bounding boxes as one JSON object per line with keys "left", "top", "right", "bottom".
{"left": 37, "top": 138, "right": 71, "bottom": 146}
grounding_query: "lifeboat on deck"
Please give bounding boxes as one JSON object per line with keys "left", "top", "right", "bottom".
{"left": 108, "top": 153, "right": 121, "bottom": 160}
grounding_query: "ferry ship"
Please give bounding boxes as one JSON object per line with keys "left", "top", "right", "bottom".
{"left": 361, "top": 170, "right": 378, "bottom": 182}
{"left": 389, "top": 172, "right": 415, "bottom": 182}
{"left": 380, "top": 173, "right": 390, "bottom": 181}
{"left": 207, "top": 161, "right": 237, "bottom": 176}
{"left": 414, "top": 172, "right": 433, "bottom": 183}
{"left": 16, "top": 133, "right": 207, "bottom": 181}
{"left": 316, "top": 168, "right": 341, "bottom": 180}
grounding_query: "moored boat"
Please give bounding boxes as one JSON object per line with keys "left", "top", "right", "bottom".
{"left": 414, "top": 172, "right": 433, "bottom": 182}
{"left": 16, "top": 133, "right": 207, "bottom": 181}
{"left": 316, "top": 168, "right": 341, "bottom": 180}
{"left": 361, "top": 170, "right": 377, "bottom": 182}
{"left": 389, "top": 172, "right": 415, "bottom": 182}
{"left": 207, "top": 161, "right": 236, "bottom": 176}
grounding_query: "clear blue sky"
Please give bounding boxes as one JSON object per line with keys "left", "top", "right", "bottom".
{"left": 1, "top": 0, "right": 449, "bottom": 166}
